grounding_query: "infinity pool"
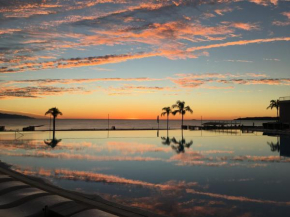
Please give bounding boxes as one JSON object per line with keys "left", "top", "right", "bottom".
{"left": 0, "top": 130, "right": 289, "bottom": 217}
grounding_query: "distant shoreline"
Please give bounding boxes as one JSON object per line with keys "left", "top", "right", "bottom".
{"left": 234, "top": 117, "right": 277, "bottom": 121}
{"left": 0, "top": 113, "right": 34, "bottom": 119}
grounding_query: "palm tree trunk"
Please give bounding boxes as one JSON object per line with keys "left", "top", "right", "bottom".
{"left": 167, "top": 114, "right": 169, "bottom": 131}
{"left": 277, "top": 108, "right": 279, "bottom": 122}
{"left": 182, "top": 113, "right": 184, "bottom": 128}
{"left": 53, "top": 117, "right": 56, "bottom": 140}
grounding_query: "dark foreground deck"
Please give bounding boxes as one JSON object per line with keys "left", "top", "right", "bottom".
{"left": 0, "top": 164, "right": 164, "bottom": 217}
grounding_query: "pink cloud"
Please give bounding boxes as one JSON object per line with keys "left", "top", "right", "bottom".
{"left": 273, "top": 11, "right": 290, "bottom": 26}
{"left": 14, "top": 167, "right": 198, "bottom": 192}
{"left": 170, "top": 73, "right": 289, "bottom": 88}
{"left": 0, "top": 28, "right": 21, "bottom": 35}
{"left": 0, "top": 86, "right": 87, "bottom": 99}
{"left": 1, "top": 150, "right": 163, "bottom": 162}
{"left": 225, "top": 59, "right": 253, "bottom": 63}
{"left": 248, "top": 0, "right": 278, "bottom": 6}
{"left": 106, "top": 141, "right": 171, "bottom": 154}
{"left": 187, "top": 37, "right": 290, "bottom": 52}
{"left": 218, "top": 78, "right": 290, "bottom": 85}
{"left": 5, "top": 77, "right": 163, "bottom": 86}
{"left": 215, "top": 7, "right": 234, "bottom": 15}
{"left": 226, "top": 22, "right": 260, "bottom": 31}
{"left": 186, "top": 189, "right": 290, "bottom": 205}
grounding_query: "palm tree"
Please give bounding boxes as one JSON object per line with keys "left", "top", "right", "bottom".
{"left": 172, "top": 100, "right": 193, "bottom": 129}
{"left": 267, "top": 100, "right": 279, "bottom": 121}
{"left": 161, "top": 107, "right": 172, "bottom": 131}
{"left": 45, "top": 107, "right": 62, "bottom": 139}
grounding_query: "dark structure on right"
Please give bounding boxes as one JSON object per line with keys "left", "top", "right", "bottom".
{"left": 264, "top": 96, "right": 290, "bottom": 130}
{"left": 279, "top": 96, "right": 290, "bottom": 124}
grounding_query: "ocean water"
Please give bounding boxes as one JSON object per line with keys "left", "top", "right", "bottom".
{"left": 0, "top": 119, "right": 271, "bottom": 131}
{"left": 0, "top": 130, "right": 289, "bottom": 217}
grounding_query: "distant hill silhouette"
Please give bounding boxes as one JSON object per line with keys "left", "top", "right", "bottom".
{"left": 0, "top": 113, "right": 34, "bottom": 119}
{"left": 235, "top": 117, "right": 278, "bottom": 120}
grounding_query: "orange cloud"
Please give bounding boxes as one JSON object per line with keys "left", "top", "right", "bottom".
{"left": 170, "top": 73, "right": 290, "bottom": 88}
{"left": 187, "top": 37, "right": 290, "bottom": 52}
{"left": 5, "top": 77, "right": 163, "bottom": 85}
{"left": 0, "top": 150, "right": 162, "bottom": 162}
{"left": 215, "top": 7, "right": 234, "bottom": 15}
{"left": 0, "top": 28, "right": 21, "bottom": 35}
{"left": 0, "top": 86, "right": 87, "bottom": 99}
{"left": 14, "top": 167, "right": 198, "bottom": 191}
{"left": 219, "top": 78, "right": 290, "bottom": 85}
{"left": 0, "top": 52, "right": 161, "bottom": 73}
{"left": 273, "top": 11, "right": 290, "bottom": 26}
{"left": 220, "top": 20, "right": 260, "bottom": 31}
{"left": 249, "top": 0, "right": 278, "bottom": 6}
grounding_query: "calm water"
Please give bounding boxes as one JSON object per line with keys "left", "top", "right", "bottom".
{"left": 0, "top": 130, "right": 289, "bottom": 217}
{"left": 0, "top": 119, "right": 271, "bottom": 131}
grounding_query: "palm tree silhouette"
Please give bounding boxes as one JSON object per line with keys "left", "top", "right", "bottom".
{"left": 172, "top": 100, "right": 193, "bottom": 129}
{"left": 171, "top": 137, "right": 193, "bottom": 154}
{"left": 161, "top": 107, "right": 172, "bottom": 131}
{"left": 45, "top": 107, "right": 62, "bottom": 139}
{"left": 267, "top": 100, "right": 279, "bottom": 121}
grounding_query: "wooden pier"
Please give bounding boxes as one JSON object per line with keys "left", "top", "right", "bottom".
{"left": 185, "top": 121, "right": 262, "bottom": 131}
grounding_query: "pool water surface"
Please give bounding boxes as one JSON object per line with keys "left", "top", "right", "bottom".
{"left": 0, "top": 130, "right": 289, "bottom": 217}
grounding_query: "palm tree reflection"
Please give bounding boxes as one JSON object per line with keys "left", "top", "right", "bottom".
{"left": 171, "top": 137, "right": 193, "bottom": 154}
{"left": 161, "top": 136, "right": 171, "bottom": 146}
{"left": 267, "top": 137, "right": 280, "bottom": 153}
{"left": 161, "top": 136, "right": 193, "bottom": 154}
{"left": 44, "top": 138, "right": 62, "bottom": 148}
{"left": 267, "top": 141, "right": 280, "bottom": 152}
{"left": 267, "top": 136, "right": 280, "bottom": 152}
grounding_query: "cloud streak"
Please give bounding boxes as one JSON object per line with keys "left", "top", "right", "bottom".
{"left": 187, "top": 189, "right": 290, "bottom": 205}
{"left": 170, "top": 73, "right": 290, "bottom": 88}
{"left": 3, "top": 77, "right": 163, "bottom": 85}
{"left": 187, "top": 37, "right": 290, "bottom": 52}
{"left": 0, "top": 86, "right": 87, "bottom": 99}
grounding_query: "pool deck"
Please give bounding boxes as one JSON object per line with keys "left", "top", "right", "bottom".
{"left": 0, "top": 163, "right": 165, "bottom": 217}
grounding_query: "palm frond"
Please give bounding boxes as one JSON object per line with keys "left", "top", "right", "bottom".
{"left": 185, "top": 141, "right": 193, "bottom": 148}
{"left": 45, "top": 107, "right": 63, "bottom": 117}
{"left": 185, "top": 106, "right": 193, "bottom": 113}
{"left": 171, "top": 137, "right": 178, "bottom": 144}
{"left": 172, "top": 110, "right": 179, "bottom": 116}
{"left": 267, "top": 99, "right": 279, "bottom": 110}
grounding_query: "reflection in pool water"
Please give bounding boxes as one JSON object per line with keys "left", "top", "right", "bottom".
{"left": 0, "top": 130, "right": 290, "bottom": 217}
{"left": 44, "top": 138, "right": 62, "bottom": 148}
{"left": 161, "top": 136, "right": 193, "bottom": 154}
{"left": 267, "top": 135, "right": 290, "bottom": 158}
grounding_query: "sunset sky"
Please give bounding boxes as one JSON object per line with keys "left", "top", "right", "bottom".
{"left": 0, "top": 0, "right": 290, "bottom": 119}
